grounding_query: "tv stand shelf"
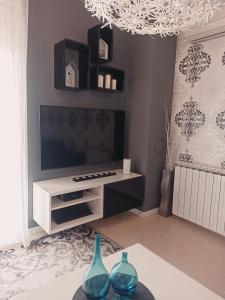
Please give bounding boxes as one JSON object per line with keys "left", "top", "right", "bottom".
{"left": 51, "top": 212, "right": 101, "bottom": 234}
{"left": 33, "top": 169, "right": 144, "bottom": 234}
{"left": 51, "top": 191, "right": 99, "bottom": 211}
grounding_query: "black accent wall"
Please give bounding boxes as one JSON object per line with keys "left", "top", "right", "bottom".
{"left": 27, "top": 0, "right": 131, "bottom": 228}
{"left": 127, "top": 35, "right": 177, "bottom": 211}
{"left": 27, "top": 0, "right": 176, "bottom": 227}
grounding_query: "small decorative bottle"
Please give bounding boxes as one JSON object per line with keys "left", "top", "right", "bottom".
{"left": 110, "top": 252, "right": 138, "bottom": 296}
{"left": 82, "top": 234, "right": 110, "bottom": 299}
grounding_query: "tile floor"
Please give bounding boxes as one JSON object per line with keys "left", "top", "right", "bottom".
{"left": 91, "top": 212, "right": 225, "bottom": 299}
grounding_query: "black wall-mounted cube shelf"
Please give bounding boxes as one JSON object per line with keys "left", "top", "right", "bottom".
{"left": 90, "top": 65, "right": 125, "bottom": 92}
{"left": 54, "top": 39, "right": 90, "bottom": 91}
{"left": 54, "top": 25, "right": 124, "bottom": 93}
{"left": 88, "top": 24, "right": 113, "bottom": 64}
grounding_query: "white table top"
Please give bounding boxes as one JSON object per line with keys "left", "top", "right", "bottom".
{"left": 13, "top": 244, "right": 223, "bottom": 300}
{"left": 34, "top": 169, "right": 142, "bottom": 196}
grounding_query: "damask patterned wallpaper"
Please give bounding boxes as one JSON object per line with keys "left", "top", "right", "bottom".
{"left": 171, "top": 36, "right": 225, "bottom": 169}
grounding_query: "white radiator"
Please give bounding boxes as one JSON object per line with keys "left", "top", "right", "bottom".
{"left": 173, "top": 165, "right": 225, "bottom": 237}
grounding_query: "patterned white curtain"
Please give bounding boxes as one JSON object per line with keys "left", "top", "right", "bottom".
{"left": 0, "top": 0, "right": 29, "bottom": 247}
{"left": 171, "top": 35, "right": 225, "bottom": 169}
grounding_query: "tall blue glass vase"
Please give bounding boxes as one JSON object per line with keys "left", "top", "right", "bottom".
{"left": 82, "top": 234, "right": 110, "bottom": 299}
{"left": 110, "top": 252, "right": 138, "bottom": 296}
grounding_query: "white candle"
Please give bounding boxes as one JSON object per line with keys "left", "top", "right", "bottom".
{"left": 111, "top": 79, "right": 117, "bottom": 90}
{"left": 105, "top": 74, "right": 111, "bottom": 89}
{"left": 123, "top": 158, "right": 131, "bottom": 175}
{"left": 98, "top": 74, "right": 104, "bottom": 88}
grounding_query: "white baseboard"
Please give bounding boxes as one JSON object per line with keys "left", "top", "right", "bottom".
{"left": 28, "top": 226, "right": 47, "bottom": 241}
{"left": 130, "top": 207, "right": 159, "bottom": 217}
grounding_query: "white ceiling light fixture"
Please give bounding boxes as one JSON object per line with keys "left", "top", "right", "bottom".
{"left": 82, "top": 0, "right": 224, "bottom": 37}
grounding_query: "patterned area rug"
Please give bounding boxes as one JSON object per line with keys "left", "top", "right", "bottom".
{"left": 0, "top": 225, "right": 121, "bottom": 300}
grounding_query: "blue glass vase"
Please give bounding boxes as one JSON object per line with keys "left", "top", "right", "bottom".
{"left": 82, "top": 234, "right": 110, "bottom": 299}
{"left": 110, "top": 252, "right": 138, "bottom": 296}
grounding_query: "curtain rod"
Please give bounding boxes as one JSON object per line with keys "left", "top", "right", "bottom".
{"left": 192, "top": 29, "right": 225, "bottom": 43}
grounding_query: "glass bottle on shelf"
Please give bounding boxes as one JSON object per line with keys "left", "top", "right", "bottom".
{"left": 82, "top": 234, "right": 110, "bottom": 299}
{"left": 110, "top": 252, "right": 138, "bottom": 296}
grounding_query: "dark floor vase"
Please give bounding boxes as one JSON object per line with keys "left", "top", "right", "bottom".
{"left": 159, "top": 169, "right": 174, "bottom": 217}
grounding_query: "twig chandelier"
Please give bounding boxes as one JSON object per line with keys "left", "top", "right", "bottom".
{"left": 82, "top": 0, "right": 224, "bottom": 36}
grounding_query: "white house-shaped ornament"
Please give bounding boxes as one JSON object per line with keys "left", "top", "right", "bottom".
{"left": 99, "top": 38, "right": 108, "bottom": 60}
{"left": 65, "top": 61, "right": 79, "bottom": 88}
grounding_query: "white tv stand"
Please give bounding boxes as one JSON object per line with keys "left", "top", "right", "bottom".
{"left": 33, "top": 169, "right": 143, "bottom": 234}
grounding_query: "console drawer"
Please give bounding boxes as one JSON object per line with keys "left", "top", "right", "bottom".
{"left": 103, "top": 176, "right": 144, "bottom": 218}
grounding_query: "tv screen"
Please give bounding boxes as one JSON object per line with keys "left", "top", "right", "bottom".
{"left": 40, "top": 105, "right": 125, "bottom": 170}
